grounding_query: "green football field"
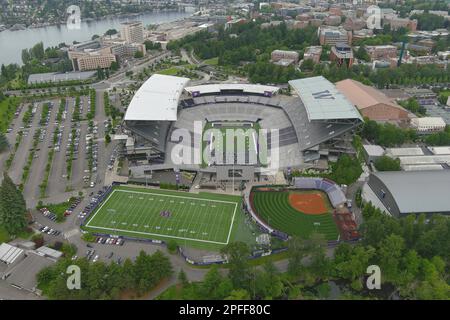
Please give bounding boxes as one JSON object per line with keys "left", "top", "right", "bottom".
{"left": 202, "top": 122, "right": 266, "bottom": 167}
{"left": 252, "top": 191, "right": 339, "bottom": 240}
{"left": 85, "top": 187, "right": 240, "bottom": 246}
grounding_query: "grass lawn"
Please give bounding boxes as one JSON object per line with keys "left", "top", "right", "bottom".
{"left": 84, "top": 186, "right": 252, "bottom": 250}
{"left": 203, "top": 57, "right": 219, "bottom": 66}
{"left": 252, "top": 191, "right": 339, "bottom": 240}
{"left": 156, "top": 67, "right": 180, "bottom": 76}
{"left": 37, "top": 197, "right": 77, "bottom": 222}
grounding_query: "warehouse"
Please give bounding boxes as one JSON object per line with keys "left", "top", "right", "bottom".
{"left": 364, "top": 171, "right": 450, "bottom": 217}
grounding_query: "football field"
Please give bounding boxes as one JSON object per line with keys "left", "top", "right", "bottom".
{"left": 84, "top": 187, "right": 239, "bottom": 245}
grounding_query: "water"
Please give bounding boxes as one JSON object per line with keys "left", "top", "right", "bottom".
{"left": 0, "top": 11, "right": 191, "bottom": 66}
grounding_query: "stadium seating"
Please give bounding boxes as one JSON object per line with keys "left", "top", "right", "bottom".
{"left": 293, "top": 177, "right": 346, "bottom": 207}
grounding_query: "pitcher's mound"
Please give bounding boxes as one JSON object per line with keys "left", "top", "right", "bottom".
{"left": 289, "top": 192, "right": 328, "bottom": 215}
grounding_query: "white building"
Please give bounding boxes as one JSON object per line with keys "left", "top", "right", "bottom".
{"left": 411, "top": 117, "right": 446, "bottom": 133}
{"left": 121, "top": 21, "right": 144, "bottom": 44}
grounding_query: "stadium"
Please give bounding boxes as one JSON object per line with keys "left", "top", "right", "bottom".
{"left": 122, "top": 74, "right": 363, "bottom": 188}
{"left": 243, "top": 177, "right": 359, "bottom": 242}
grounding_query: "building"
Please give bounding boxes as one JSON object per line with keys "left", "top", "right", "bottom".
{"left": 318, "top": 26, "right": 351, "bottom": 45}
{"left": 365, "top": 45, "right": 398, "bottom": 61}
{"left": 0, "top": 243, "right": 24, "bottom": 265}
{"left": 363, "top": 170, "right": 450, "bottom": 217}
{"left": 68, "top": 40, "right": 117, "bottom": 71}
{"left": 123, "top": 75, "right": 363, "bottom": 183}
{"left": 330, "top": 43, "right": 354, "bottom": 67}
{"left": 411, "top": 117, "right": 446, "bottom": 134}
{"left": 336, "top": 79, "right": 410, "bottom": 123}
{"left": 121, "top": 21, "right": 144, "bottom": 44}
{"left": 106, "top": 40, "right": 146, "bottom": 61}
{"left": 324, "top": 15, "right": 341, "bottom": 26}
{"left": 1, "top": 251, "right": 57, "bottom": 295}
{"left": 362, "top": 144, "right": 385, "bottom": 164}
{"left": 27, "top": 71, "right": 96, "bottom": 85}
{"left": 385, "top": 146, "right": 450, "bottom": 171}
{"left": 303, "top": 46, "right": 322, "bottom": 64}
{"left": 271, "top": 50, "right": 300, "bottom": 64}
{"left": 384, "top": 16, "right": 417, "bottom": 31}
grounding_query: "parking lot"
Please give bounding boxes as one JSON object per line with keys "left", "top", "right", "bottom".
{"left": 1, "top": 89, "right": 118, "bottom": 209}
{"left": 424, "top": 104, "right": 450, "bottom": 125}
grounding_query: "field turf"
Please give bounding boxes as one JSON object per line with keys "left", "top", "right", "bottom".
{"left": 252, "top": 191, "right": 339, "bottom": 240}
{"left": 84, "top": 187, "right": 241, "bottom": 246}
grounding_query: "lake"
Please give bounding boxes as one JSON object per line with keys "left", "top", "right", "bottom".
{"left": 0, "top": 11, "right": 191, "bottom": 66}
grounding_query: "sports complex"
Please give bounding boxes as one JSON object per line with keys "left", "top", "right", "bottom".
{"left": 87, "top": 74, "right": 363, "bottom": 250}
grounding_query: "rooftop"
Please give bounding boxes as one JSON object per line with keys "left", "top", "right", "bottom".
{"left": 289, "top": 76, "right": 362, "bottom": 121}
{"left": 124, "top": 74, "right": 190, "bottom": 122}
{"left": 0, "top": 243, "right": 24, "bottom": 265}
{"left": 184, "top": 83, "right": 280, "bottom": 96}
{"left": 336, "top": 79, "right": 406, "bottom": 112}
{"left": 372, "top": 170, "right": 450, "bottom": 214}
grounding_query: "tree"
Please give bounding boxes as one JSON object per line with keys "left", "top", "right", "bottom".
{"left": 225, "top": 289, "right": 250, "bottom": 300}
{"left": 355, "top": 45, "right": 370, "bottom": 62}
{"left": 221, "top": 242, "right": 251, "bottom": 289}
{"left": 253, "top": 261, "right": 284, "bottom": 299}
{"left": 0, "top": 132, "right": 9, "bottom": 153}
{"left": 374, "top": 156, "right": 401, "bottom": 171}
{"left": 134, "top": 50, "right": 144, "bottom": 59}
{"left": 0, "top": 172, "right": 27, "bottom": 235}
{"left": 178, "top": 269, "right": 189, "bottom": 287}
{"left": 105, "top": 29, "right": 118, "bottom": 36}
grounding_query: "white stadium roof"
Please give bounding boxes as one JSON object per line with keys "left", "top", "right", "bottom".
{"left": 124, "top": 74, "right": 190, "bottom": 122}
{"left": 184, "top": 83, "right": 280, "bottom": 96}
{"left": 289, "top": 76, "right": 363, "bottom": 121}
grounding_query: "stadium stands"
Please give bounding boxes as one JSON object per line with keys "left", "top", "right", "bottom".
{"left": 293, "top": 177, "right": 347, "bottom": 207}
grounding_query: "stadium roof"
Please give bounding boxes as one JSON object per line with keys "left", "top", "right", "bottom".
{"left": 184, "top": 83, "right": 280, "bottom": 96}
{"left": 372, "top": 170, "right": 450, "bottom": 214}
{"left": 289, "top": 76, "right": 363, "bottom": 121}
{"left": 124, "top": 74, "right": 190, "bottom": 122}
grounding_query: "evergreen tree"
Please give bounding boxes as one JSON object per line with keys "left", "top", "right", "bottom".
{"left": 0, "top": 173, "right": 27, "bottom": 234}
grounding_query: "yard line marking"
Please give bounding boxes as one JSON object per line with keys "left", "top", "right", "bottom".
{"left": 114, "top": 189, "right": 238, "bottom": 205}
{"left": 84, "top": 225, "right": 229, "bottom": 245}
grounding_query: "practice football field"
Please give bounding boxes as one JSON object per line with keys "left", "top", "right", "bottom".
{"left": 84, "top": 187, "right": 239, "bottom": 245}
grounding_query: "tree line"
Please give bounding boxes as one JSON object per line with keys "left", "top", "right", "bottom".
{"left": 162, "top": 203, "right": 449, "bottom": 300}
{"left": 37, "top": 250, "right": 173, "bottom": 300}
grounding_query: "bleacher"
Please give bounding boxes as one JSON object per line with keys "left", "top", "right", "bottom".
{"left": 293, "top": 177, "right": 346, "bottom": 208}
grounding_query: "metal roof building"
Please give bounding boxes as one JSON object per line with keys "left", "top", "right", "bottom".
{"left": 0, "top": 243, "right": 24, "bottom": 265}
{"left": 335, "top": 79, "right": 410, "bottom": 123}
{"left": 367, "top": 170, "right": 450, "bottom": 217}
{"left": 289, "top": 76, "right": 363, "bottom": 121}
{"left": 2, "top": 251, "right": 56, "bottom": 295}
{"left": 28, "top": 71, "right": 96, "bottom": 84}
{"left": 124, "top": 74, "right": 190, "bottom": 121}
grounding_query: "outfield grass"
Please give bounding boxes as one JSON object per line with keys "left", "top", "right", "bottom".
{"left": 84, "top": 186, "right": 248, "bottom": 250}
{"left": 252, "top": 191, "right": 339, "bottom": 240}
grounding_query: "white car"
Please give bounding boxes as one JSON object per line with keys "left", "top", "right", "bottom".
{"left": 92, "top": 255, "right": 99, "bottom": 263}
